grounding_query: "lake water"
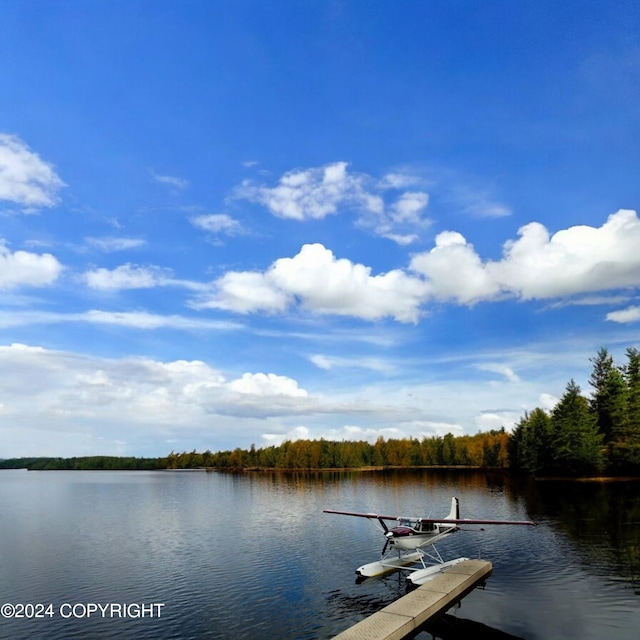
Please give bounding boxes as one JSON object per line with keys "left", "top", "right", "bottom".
{"left": 0, "top": 468, "right": 639, "bottom": 640}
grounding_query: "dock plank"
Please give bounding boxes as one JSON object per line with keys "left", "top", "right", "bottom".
{"left": 332, "top": 559, "right": 492, "bottom": 640}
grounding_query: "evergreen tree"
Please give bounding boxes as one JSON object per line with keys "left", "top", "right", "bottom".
{"left": 623, "top": 347, "right": 640, "bottom": 438}
{"left": 508, "top": 408, "right": 553, "bottom": 474}
{"left": 524, "top": 408, "right": 553, "bottom": 473}
{"left": 605, "top": 367, "right": 629, "bottom": 443}
{"left": 507, "top": 416, "right": 526, "bottom": 471}
{"left": 551, "top": 379, "right": 603, "bottom": 475}
{"left": 527, "top": 408, "right": 554, "bottom": 472}
{"left": 612, "top": 347, "right": 640, "bottom": 471}
{"left": 588, "top": 347, "right": 617, "bottom": 442}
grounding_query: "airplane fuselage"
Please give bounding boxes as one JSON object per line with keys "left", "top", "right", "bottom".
{"left": 387, "top": 523, "right": 457, "bottom": 550}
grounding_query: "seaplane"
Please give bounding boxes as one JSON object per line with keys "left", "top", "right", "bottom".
{"left": 324, "top": 497, "right": 537, "bottom": 586}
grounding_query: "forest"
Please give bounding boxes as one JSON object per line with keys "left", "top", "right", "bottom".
{"left": 1, "top": 347, "right": 638, "bottom": 476}
{"left": 509, "top": 347, "right": 640, "bottom": 476}
{"left": 159, "top": 429, "right": 510, "bottom": 470}
{"left": 0, "top": 456, "right": 162, "bottom": 471}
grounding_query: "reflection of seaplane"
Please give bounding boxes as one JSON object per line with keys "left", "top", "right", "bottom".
{"left": 324, "top": 497, "right": 537, "bottom": 586}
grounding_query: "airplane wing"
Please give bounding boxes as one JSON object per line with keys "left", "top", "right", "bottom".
{"left": 323, "top": 509, "right": 537, "bottom": 526}
{"left": 418, "top": 517, "right": 538, "bottom": 526}
{"left": 323, "top": 509, "right": 399, "bottom": 521}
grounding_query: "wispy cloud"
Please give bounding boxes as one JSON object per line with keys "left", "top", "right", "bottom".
{"left": 309, "top": 353, "right": 396, "bottom": 373}
{"left": 82, "top": 310, "right": 240, "bottom": 330}
{"left": 86, "top": 237, "right": 147, "bottom": 252}
{"left": 476, "top": 362, "right": 521, "bottom": 383}
{"left": 190, "top": 213, "right": 244, "bottom": 236}
{"left": 433, "top": 170, "right": 512, "bottom": 218}
{"left": 0, "top": 309, "right": 243, "bottom": 331}
{"left": 544, "top": 294, "right": 634, "bottom": 309}
{"left": 151, "top": 171, "right": 189, "bottom": 190}
{"left": 84, "top": 264, "right": 172, "bottom": 290}
{"left": 82, "top": 263, "right": 209, "bottom": 293}
{"left": 377, "top": 172, "right": 426, "bottom": 190}
{"left": 453, "top": 185, "right": 512, "bottom": 218}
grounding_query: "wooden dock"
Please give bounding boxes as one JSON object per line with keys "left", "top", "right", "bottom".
{"left": 332, "top": 559, "right": 492, "bottom": 640}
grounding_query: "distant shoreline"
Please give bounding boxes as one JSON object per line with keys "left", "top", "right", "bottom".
{"left": 2, "top": 462, "right": 639, "bottom": 481}
{"left": 533, "top": 475, "right": 640, "bottom": 482}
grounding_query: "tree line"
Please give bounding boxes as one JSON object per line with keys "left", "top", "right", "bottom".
{"left": 160, "top": 429, "right": 510, "bottom": 470}
{"left": 0, "top": 431, "right": 510, "bottom": 472}
{"left": 0, "top": 456, "right": 162, "bottom": 470}
{"left": 509, "top": 347, "right": 640, "bottom": 476}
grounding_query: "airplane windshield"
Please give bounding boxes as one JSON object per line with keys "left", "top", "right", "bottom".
{"left": 398, "top": 518, "right": 418, "bottom": 529}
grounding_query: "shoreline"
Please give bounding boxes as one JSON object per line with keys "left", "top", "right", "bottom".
{"left": 3, "top": 464, "right": 639, "bottom": 481}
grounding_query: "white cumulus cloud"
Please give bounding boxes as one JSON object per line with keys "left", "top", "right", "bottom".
{"left": 411, "top": 209, "right": 640, "bottom": 304}
{"left": 539, "top": 393, "right": 559, "bottom": 411}
{"left": 196, "top": 270, "right": 291, "bottom": 314}
{"left": 606, "top": 305, "right": 640, "bottom": 324}
{"left": 0, "top": 134, "right": 65, "bottom": 210}
{"left": 410, "top": 231, "right": 500, "bottom": 304}
{"left": 198, "top": 243, "right": 428, "bottom": 322}
{"left": 490, "top": 209, "right": 640, "bottom": 298}
{"left": 0, "top": 241, "right": 63, "bottom": 289}
{"left": 196, "top": 209, "right": 640, "bottom": 322}
{"left": 227, "top": 372, "right": 308, "bottom": 397}
{"left": 390, "top": 191, "right": 430, "bottom": 224}
{"left": 236, "top": 161, "right": 372, "bottom": 220}
{"left": 236, "top": 161, "right": 430, "bottom": 244}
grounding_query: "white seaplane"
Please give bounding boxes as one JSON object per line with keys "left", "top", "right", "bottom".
{"left": 324, "top": 497, "right": 537, "bottom": 586}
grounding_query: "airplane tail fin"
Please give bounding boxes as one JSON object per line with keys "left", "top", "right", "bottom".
{"left": 445, "top": 497, "right": 459, "bottom": 521}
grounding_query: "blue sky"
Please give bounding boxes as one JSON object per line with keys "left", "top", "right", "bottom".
{"left": 1, "top": 1, "right": 640, "bottom": 457}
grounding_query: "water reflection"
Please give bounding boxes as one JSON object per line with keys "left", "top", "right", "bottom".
{"left": 1, "top": 469, "right": 639, "bottom": 639}
{"left": 419, "top": 613, "right": 526, "bottom": 640}
{"left": 520, "top": 478, "right": 640, "bottom": 596}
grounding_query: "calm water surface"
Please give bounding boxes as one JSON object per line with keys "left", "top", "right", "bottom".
{"left": 0, "top": 469, "right": 639, "bottom": 639}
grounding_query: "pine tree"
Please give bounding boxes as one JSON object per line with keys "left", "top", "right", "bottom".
{"left": 525, "top": 408, "right": 554, "bottom": 472}
{"left": 508, "top": 408, "right": 553, "bottom": 473}
{"left": 589, "top": 347, "right": 617, "bottom": 442}
{"left": 606, "top": 367, "right": 629, "bottom": 443}
{"left": 623, "top": 348, "right": 640, "bottom": 440}
{"left": 613, "top": 347, "right": 640, "bottom": 471}
{"left": 508, "top": 415, "right": 526, "bottom": 471}
{"left": 551, "top": 379, "right": 603, "bottom": 475}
